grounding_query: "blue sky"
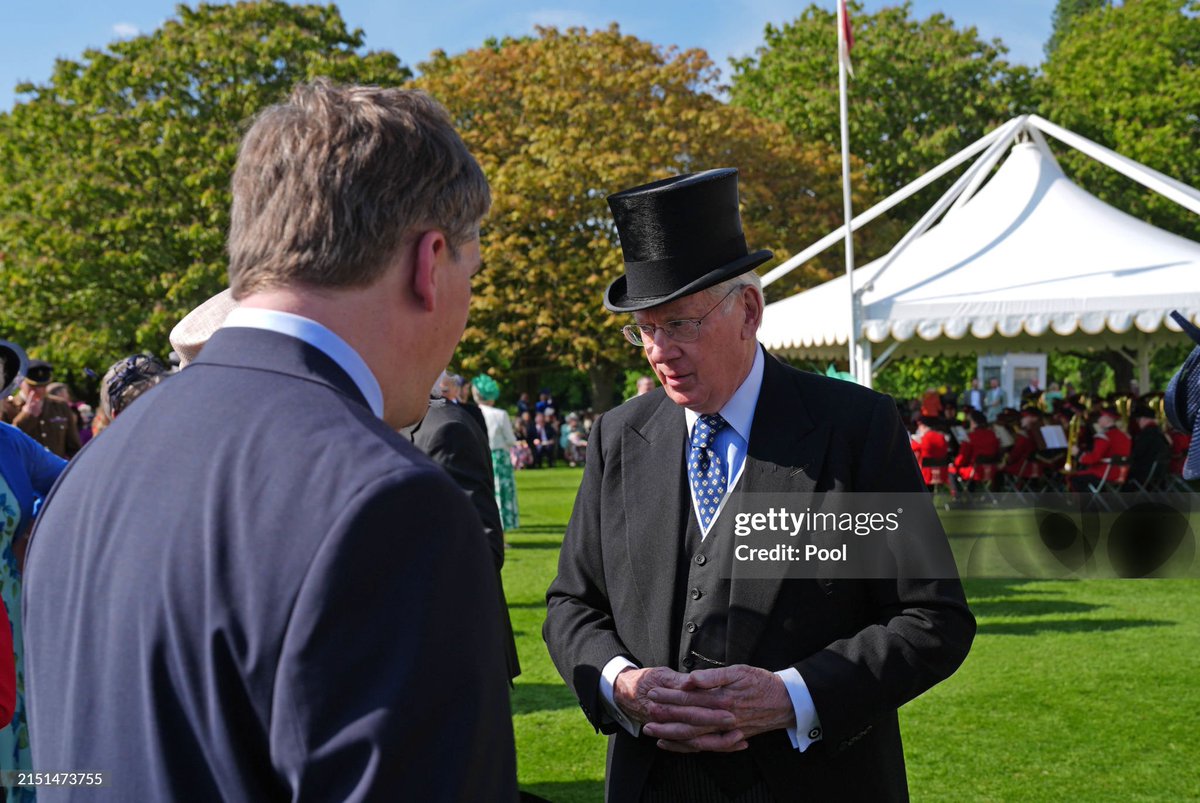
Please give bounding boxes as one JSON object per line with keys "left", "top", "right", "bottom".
{"left": 0, "top": 1, "right": 1055, "bottom": 110}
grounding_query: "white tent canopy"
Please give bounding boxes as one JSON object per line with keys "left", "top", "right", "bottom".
{"left": 759, "top": 116, "right": 1200, "bottom": 388}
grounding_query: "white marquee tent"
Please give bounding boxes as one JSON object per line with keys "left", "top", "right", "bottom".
{"left": 758, "top": 115, "right": 1200, "bottom": 388}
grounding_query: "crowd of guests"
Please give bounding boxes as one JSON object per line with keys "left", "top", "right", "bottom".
{"left": 510, "top": 396, "right": 592, "bottom": 470}
{"left": 905, "top": 378, "right": 1192, "bottom": 496}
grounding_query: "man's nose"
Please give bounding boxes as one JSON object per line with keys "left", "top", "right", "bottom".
{"left": 642, "top": 328, "right": 678, "bottom": 359}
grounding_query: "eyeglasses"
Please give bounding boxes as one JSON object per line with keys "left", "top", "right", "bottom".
{"left": 622, "top": 287, "right": 741, "bottom": 346}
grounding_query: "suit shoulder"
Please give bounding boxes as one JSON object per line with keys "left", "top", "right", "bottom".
{"left": 773, "top": 358, "right": 896, "bottom": 418}
{"left": 414, "top": 401, "right": 487, "bottom": 450}
{"left": 591, "top": 388, "right": 670, "bottom": 436}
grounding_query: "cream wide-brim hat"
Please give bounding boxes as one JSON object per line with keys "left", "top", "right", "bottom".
{"left": 169, "top": 288, "right": 238, "bottom": 368}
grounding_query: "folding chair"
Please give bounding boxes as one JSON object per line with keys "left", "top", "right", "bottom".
{"left": 922, "top": 456, "right": 955, "bottom": 501}
{"left": 966, "top": 455, "right": 1001, "bottom": 504}
{"left": 1127, "top": 460, "right": 1165, "bottom": 499}
{"left": 1086, "top": 456, "right": 1131, "bottom": 511}
{"left": 1003, "top": 458, "right": 1043, "bottom": 502}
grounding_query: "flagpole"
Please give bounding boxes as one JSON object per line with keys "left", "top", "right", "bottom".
{"left": 837, "top": 0, "right": 858, "bottom": 382}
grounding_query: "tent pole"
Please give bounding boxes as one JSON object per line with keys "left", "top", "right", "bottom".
{"left": 863, "top": 116, "right": 1028, "bottom": 293}
{"left": 857, "top": 339, "right": 874, "bottom": 389}
{"left": 950, "top": 119, "right": 1027, "bottom": 212}
{"left": 1138, "top": 333, "right": 1154, "bottom": 392}
{"left": 761, "top": 124, "right": 1005, "bottom": 288}
{"left": 836, "top": 4, "right": 857, "bottom": 382}
{"left": 1029, "top": 115, "right": 1200, "bottom": 216}
{"left": 871, "top": 341, "right": 901, "bottom": 375}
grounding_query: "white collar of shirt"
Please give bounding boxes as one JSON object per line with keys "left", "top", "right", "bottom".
{"left": 221, "top": 307, "right": 385, "bottom": 420}
{"left": 683, "top": 345, "right": 765, "bottom": 446}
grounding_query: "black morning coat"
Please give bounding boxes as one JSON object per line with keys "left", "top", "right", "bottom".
{"left": 545, "top": 348, "right": 976, "bottom": 802}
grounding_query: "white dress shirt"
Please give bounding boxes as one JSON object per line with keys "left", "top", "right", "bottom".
{"left": 599, "top": 346, "right": 822, "bottom": 751}
{"left": 222, "top": 307, "right": 385, "bottom": 420}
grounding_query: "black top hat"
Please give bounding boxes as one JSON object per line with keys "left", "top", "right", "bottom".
{"left": 1, "top": 339, "right": 28, "bottom": 398}
{"left": 604, "top": 168, "right": 773, "bottom": 312}
{"left": 1165, "top": 311, "right": 1200, "bottom": 479}
{"left": 24, "top": 359, "right": 53, "bottom": 387}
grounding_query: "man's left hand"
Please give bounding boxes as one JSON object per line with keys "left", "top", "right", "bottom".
{"left": 642, "top": 664, "right": 795, "bottom": 752}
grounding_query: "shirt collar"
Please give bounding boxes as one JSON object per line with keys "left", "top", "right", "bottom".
{"left": 683, "top": 345, "right": 765, "bottom": 443}
{"left": 222, "top": 307, "right": 385, "bottom": 419}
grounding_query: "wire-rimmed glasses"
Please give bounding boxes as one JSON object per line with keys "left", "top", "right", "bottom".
{"left": 621, "top": 287, "right": 740, "bottom": 346}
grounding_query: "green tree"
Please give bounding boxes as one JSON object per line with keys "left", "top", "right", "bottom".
{"left": 1045, "top": 0, "right": 1111, "bottom": 57}
{"left": 1039, "top": 0, "right": 1200, "bottom": 243}
{"left": 871, "top": 355, "right": 976, "bottom": 404}
{"left": 0, "top": 1, "right": 408, "bottom": 382}
{"left": 417, "top": 25, "right": 855, "bottom": 410}
{"left": 729, "top": 2, "right": 1034, "bottom": 214}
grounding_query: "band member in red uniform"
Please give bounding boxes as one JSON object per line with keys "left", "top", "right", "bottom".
{"left": 1069, "top": 408, "right": 1132, "bottom": 490}
{"left": 911, "top": 415, "right": 949, "bottom": 485}
{"left": 1001, "top": 408, "right": 1042, "bottom": 478}
{"left": 953, "top": 410, "right": 1001, "bottom": 484}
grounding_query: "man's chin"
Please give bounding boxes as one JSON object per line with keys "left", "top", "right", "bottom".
{"left": 662, "top": 385, "right": 705, "bottom": 411}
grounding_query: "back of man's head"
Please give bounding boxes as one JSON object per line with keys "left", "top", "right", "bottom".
{"left": 228, "top": 79, "right": 490, "bottom": 299}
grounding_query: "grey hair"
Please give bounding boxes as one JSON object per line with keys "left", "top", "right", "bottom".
{"left": 431, "top": 370, "right": 464, "bottom": 397}
{"left": 703, "top": 271, "right": 763, "bottom": 303}
{"left": 704, "top": 272, "right": 764, "bottom": 332}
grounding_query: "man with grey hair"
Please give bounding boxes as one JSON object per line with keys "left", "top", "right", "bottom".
{"left": 545, "top": 168, "right": 973, "bottom": 801}
{"left": 25, "top": 80, "right": 517, "bottom": 801}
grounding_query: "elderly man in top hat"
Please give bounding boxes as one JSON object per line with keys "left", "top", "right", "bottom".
{"left": 2, "top": 359, "right": 81, "bottom": 459}
{"left": 544, "top": 168, "right": 975, "bottom": 802}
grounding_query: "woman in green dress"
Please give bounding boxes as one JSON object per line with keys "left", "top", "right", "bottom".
{"left": 471, "top": 375, "right": 520, "bottom": 531}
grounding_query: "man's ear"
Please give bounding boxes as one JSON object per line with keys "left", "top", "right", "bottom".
{"left": 410, "top": 229, "right": 448, "bottom": 313}
{"left": 741, "top": 285, "right": 764, "bottom": 338}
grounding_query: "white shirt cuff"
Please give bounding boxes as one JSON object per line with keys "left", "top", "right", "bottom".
{"left": 600, "top": 655, "right": 641, "bottom": 737}
{"left": 775, "top": 667, "right": 822, "bottom": 751}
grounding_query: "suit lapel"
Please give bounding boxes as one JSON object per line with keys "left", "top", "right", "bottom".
{"left": 622, "top": 394, "right": 687, "bottom": 669}
{"left": 726, "top": 351, "right": 832, "bottom": 665}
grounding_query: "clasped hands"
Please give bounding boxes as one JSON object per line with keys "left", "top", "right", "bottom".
{"left": 613, "top": 664, "right": 794, "bottom": 753}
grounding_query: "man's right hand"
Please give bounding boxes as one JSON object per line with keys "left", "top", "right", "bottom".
{"left": 21, "top": 395, "right": 42, "bottom": 418}
{"left": 613, "top": 666, "right": 738, "bottom": 746}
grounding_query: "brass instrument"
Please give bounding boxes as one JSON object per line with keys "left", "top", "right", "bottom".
{"left": 1115, "top": 396, "right": 1133, "bottom": 431}
{"left": 1063, "top": 412, "right": 1084, "bottom": 473}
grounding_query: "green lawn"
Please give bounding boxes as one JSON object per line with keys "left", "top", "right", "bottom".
{"left": 505, "top": 467, "right": 1200, "bottom": 802}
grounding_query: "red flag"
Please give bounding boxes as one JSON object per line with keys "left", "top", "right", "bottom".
{"left": 838, "top": 0, "right": 855, "bottom": 77}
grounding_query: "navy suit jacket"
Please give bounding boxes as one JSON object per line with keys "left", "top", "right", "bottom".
{"left": 24, "top": 327, "right": 517, "bottom": 802}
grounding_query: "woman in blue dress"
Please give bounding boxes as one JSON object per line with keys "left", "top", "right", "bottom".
{"left": 1, "top": 342, "right": 68, "bottom": 801}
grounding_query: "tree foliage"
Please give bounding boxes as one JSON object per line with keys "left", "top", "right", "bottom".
{"left": 0, "top": 1, "right": 408, "bottom": 380}
{"left": 729, "top": 1, "right": 1034, "bottom": 210}
{"left": 1045, "top": 0, "right": 1111, "bottom": 57}
{"left": 416, "top": 25, "right": 855, "bottom": 409}
{"left": 1039, "top": 0, "right": 1200, "bottom": 243}
{"left": 871, "top": 355, "right": 976, "bottom": 404}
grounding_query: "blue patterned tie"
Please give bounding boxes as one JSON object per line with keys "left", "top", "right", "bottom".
{"left": 688, "top": 414, "right": 729, "bottom": 530}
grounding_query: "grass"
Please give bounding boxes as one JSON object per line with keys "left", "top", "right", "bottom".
{"left": 504, "top": 467, "right": 1200, "bottom": 802}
